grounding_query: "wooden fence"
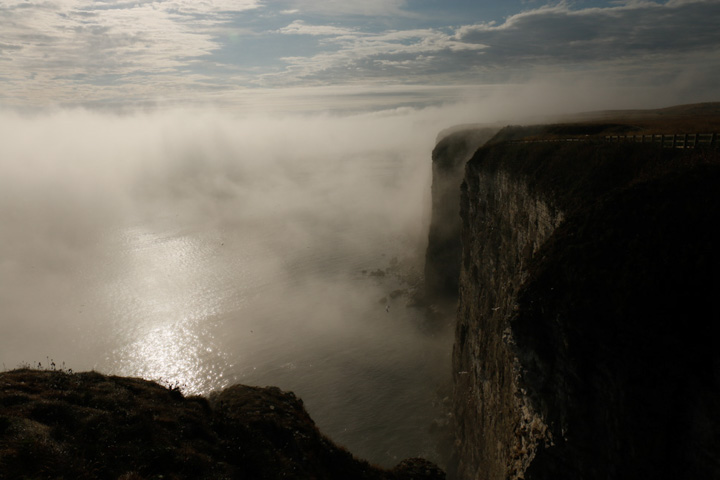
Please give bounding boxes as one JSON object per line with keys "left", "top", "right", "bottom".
{"left": 603, "top": 133, "right": 717, "bottom": 148}
{"left": 510, "top": 133, "right": 718, "bottom": 148}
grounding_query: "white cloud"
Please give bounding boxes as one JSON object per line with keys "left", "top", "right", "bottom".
{"left": 277, "top": 0, "right": 408, "bottom": 17}
{"left": 277, "top": 20, "right": 358, "bottom": 36}
{"left": 159, "top": 0, "right": 260, "bottom": 14}
{"left": 0, "top": 0, "right": 260, "bottom": 106}
{"left": 262, "top": 0, "right": 719, "bottom": 91}
{"left": 454, "top": 0, "right": 720, "bottom": 63}
{"left": 258, "top": 28, "right": 486, "bottom": 87}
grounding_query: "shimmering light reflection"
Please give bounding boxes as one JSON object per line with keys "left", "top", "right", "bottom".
{"left": 112, "top": 316, "right": 229, "bottom": 395}
{"left": 101, "top": 226, "right": 233, "bottom": 395}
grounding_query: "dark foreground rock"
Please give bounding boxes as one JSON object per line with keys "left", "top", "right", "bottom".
{"left": 0, "top": 369, "right": 444, "bottom": 480}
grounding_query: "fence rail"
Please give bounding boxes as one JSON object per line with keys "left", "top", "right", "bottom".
{"left": 509, "top": 133, "right": 719, "bottom": 148}
{"left": 604, "top": 133, "right": 717, "bottom": 148}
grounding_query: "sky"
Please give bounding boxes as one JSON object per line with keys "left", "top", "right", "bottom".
{"left": 1, "top": 0, "right": 719, "bottom": 111}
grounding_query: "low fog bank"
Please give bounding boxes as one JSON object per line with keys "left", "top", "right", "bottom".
{"left": 0, "top": 106, "right": 430, "bottom": 367}
{"left": 0, "top": 78, "right": 706, "bottom": 374}
{"left": 0, "top": 103, "right": 468, "bottom": 465}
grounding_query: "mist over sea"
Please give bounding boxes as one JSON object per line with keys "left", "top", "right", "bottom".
{"left": 1, "top": 84, "right": 672, "bottom": 465}
{"left": 0, "top": 106, "right": 468, "bottom": 466}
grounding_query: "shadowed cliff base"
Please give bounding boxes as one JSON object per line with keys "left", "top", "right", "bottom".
{"left": 0, "top": 369, "right": 445, "bottom": 480}
{"left": 441, "top": 104, "right": 720, "bottom": 480}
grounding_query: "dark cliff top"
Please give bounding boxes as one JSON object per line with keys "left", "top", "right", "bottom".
{"left": 435, "top": 124, "right": 502, "bottom": 144}
{"left": 467, "top": 113, "right": 720, "bottom": 216}
{"left": 486, "top": 102, "right": 720, "bottom": 144}
{"left": 465, "top": 103, "right": 720, "bottom": 208}
{"left": 0, "top": 369, "right": 444, "bottom": 480}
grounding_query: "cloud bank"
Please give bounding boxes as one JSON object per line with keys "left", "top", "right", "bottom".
{"left": 0, "top": 104, "right": 445, "bottom": 368}
{"left": 0, "top": 74, "right": 709, "bottom": 369}
{"left": 1, "top": 0, "right": 718, "bottom": 108}
{"left": 269, "top": 1, "right": 720, "bottom": 88}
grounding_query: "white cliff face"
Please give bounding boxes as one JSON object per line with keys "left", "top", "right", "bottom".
{"left": 453, "top": 166, "right": 563, "bottom": 480}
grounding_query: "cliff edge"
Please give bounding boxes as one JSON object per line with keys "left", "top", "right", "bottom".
{"left": 436, "top": 109, "right": 720, "bottom": 479}
{"left": 424, "top": 127, "right": 498, "bottom": 306}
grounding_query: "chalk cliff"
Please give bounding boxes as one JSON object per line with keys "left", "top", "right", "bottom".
{"left": 433, "top": 121, "right": 720, "bottom": 479}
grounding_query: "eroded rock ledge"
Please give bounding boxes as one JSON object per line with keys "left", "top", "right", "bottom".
{"left": 445, "top": 126, "right": 720, "bottom": 479}
{"left": 0, "top": 369, "right": 444, "bottom": 479}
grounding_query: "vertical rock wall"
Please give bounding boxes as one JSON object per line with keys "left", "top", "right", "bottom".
{"left": 446, "top": 137, "right": 720, "bottom": 480}
{"left": 452, "top": 168, "right": 563, "bottom": 480}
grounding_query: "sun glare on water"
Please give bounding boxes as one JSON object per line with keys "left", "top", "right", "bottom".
{"left": 101, "top": 226, "right": 233, "bottom": 395}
